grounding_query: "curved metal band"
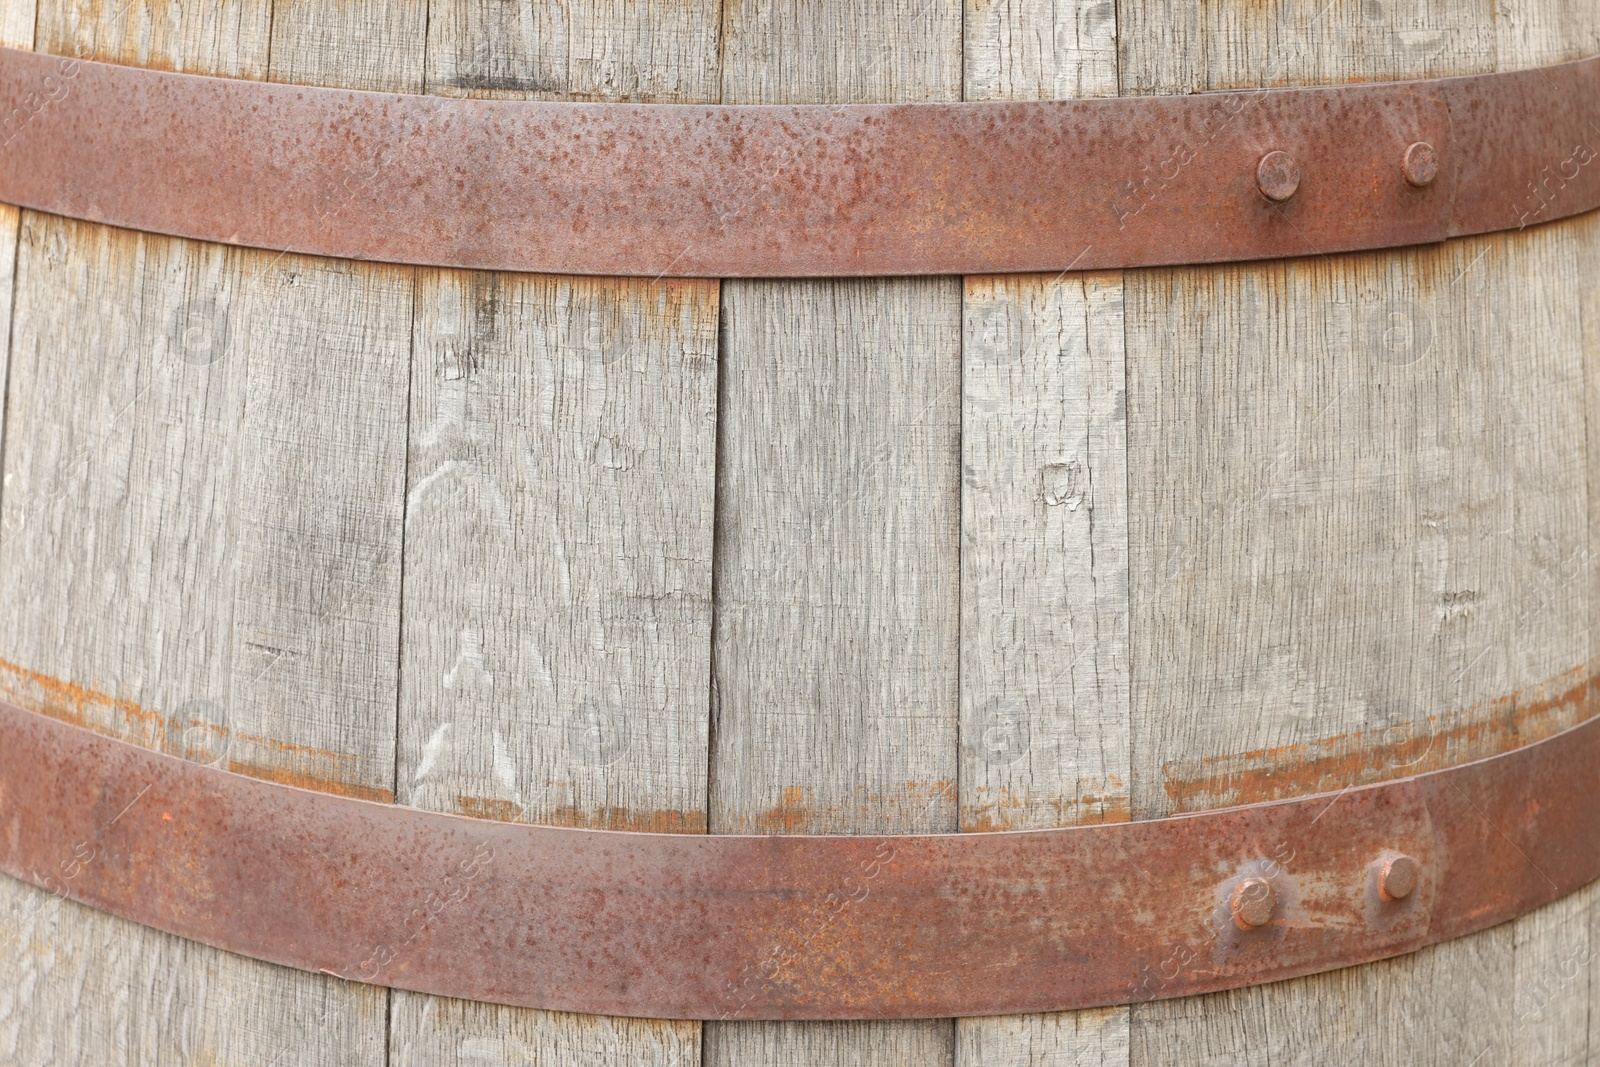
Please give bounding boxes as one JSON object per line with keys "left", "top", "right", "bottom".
{"left": 0, "top": 49, "right": 1597, "bottom": 276}
{"left": 1, "top": 699, "right": 1595, "bottom": 1020}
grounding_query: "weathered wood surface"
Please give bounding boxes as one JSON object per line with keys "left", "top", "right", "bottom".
{"left": 387, "top": 4, "right": 723, "bottom": 1067}
{"left": 0, "top": 0, "right": 1596, "bottom": 1064}
{"left": 706, "top": 4, "right": 963, "bottom": 1064}
{"left": 957, "top": 1, "right": 1130, "bottom": 1064}
{"left": 0, "top": 0, "right": 413, "bottom": 1063}
{"left": 391, "top": 276, "right": 718, "bottom": 1062}
{"left": 706, "top": 274, "right": 962, "bottom": 1066}
{"left": 1119, "top": 1, "right": 1598, "bottom": 1062}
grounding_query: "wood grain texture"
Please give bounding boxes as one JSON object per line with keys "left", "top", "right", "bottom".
{"left": 1587, "top": 200, "right": 1600, "bottom": 1067}
{"left": 958, "top": 1008, "right": 1128, "bottom": 1067}
{"left": 1117, "top": 0, "right": 1493, "bottom": 96}
{"left": 956, "top": 273, "right": 1132, "bottom": 1067}
{"left": 425, "top": 0, "right": 722, "bottom": 102}
{"left": 959, "top": 273, "right": 1129, "bottom": 835}
{"left": 393, "top": 996, "right": 700, "bottom": 1066}
{"left": 0, "top": 1, "right": 417, "bottom": 1062}
{"left": 268, "top": 0, "right": 425, "bottom": 93}
{"left": 1120, "top": 0, "right": 1595, "bottom": 1061}
{"left": 720, "top": 0, "right": 961, "bottom": 105}
{"left": 1508, "top": 880, "right": 1595, "bottom": 1066}
{"left": 389, "top": 273, "right": 718, "bottom": 1066}
{"left": 964, "top": 0, "right": 1117, "bottom": 102}
{"left": 35, "top": 0, "right": 270, "bottom": 74}
{"left": 1500, "top": 14, "right": 1600, "bottom": 1065}
{"left": 1123, "top": 228, "right": 1593, "bottom": 1067}
{"left": 709, "top": 8, "right": 961, "bottom": 1063}
{"left": 0, "top": 221, "right": 401, "bottom": 1067}
{"left": 1495, "top": 0, "right": 1600, "bottom": 67}
{"left": 0, "top": 892, "right": 375, "bottom": 1065}
{"left": 1129, "top": 925, "right": 1515, "bottom": 1067}
{"left": 957, "top": 4, "right": 1129, "bottom": 1062}
{"left": 388, "top": 5, "right": 723, "bottom": 1066}
{"left": 0, "top": 0, "right": 24, "bottom": 556}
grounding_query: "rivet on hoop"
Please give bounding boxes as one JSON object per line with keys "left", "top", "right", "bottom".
{"left": 1378, "top": 853, "right": 1421, "bottom": 900}
{"left": 1231, "top": 876, "right": 1277, "bottom": 929}
{"left": 1402, "top": 142, "right": 1440, "bottom": 187}
{"left": 1256, "top": 151, "right": 1302, "bottom": 202}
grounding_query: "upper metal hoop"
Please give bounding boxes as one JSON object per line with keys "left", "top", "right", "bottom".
{"left": 0, "top": 48, "right": 1596, "bottom": 276}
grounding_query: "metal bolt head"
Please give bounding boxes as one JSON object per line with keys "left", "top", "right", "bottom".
{"left": 1402, "top": 142, "right": 1439, "bottom": 187}
{"left": 1379, "top": 854, "right": 1420, "bottom": 900}
{"left": 1231, "top": 876, "right": 1277, "bottom": 929}
{"left": 1256, "top": 151, "right": 1301, "bottom": 202}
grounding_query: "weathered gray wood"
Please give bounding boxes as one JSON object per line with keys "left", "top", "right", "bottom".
{"left": 389, "top": 274, "right": 718, "bottom": 1065}
{"left": 707, "top": 281, "right": 961, "bottom": 1064}
{"left": 959, "top": 274, "right": 1129, "bottom": 833}
{"left": 1129, "top": 926, "right": 1518, "bottom": 1066}
{"left": 958, "top": 9, "right": 1129, "bottom": 1062}
{"left": 720, "top": 0, "right": 961, "bottom": 105}
{"left": 0, "top": 1, "right": 416, "bottom": 1063}
{"left": 957, "top": 274, "right": 1131, "bottom": 1064}
{"left": 1498, "top": 17, "right": 1600, "bottom": 1067}
{"left": 425, "top": 0, "right": 721, "bottom": 102}
{"left": 1495, "top": 0, "right": 1600, "bottom": 65}
{"left": 35, "top": 0, "right": 270, "bottom": 74}
{"left": 1117, "top": 0, "right": 1493, "bottom": 95}
{"left": 1119, "top": 1, "right": 1593, "bottom": 1060}
{"left": 1588, "top": 207, "right": 1600, "bottom": 1067}
{"left": 958, "top": 1009, "right": 1128, "bottom": 1067}
{"left": 0, "top": 891, "right": 378, "bottom": 1064}
{"left": 0, "top": 0, "right": 24, "bottom": 543}
{"left": 965, "top": 0, "right": 1117, "bottom": 101}
{"left": 269, "top": 0, "right": 424, "bottom": 92}
{"left": 1508, "top": 881, "right": 1595, "bottom": 1066}
{"left": 393, "top": 997, "right": 701, "bottom": 1066}
{"left": 710, "top": 10, "right": 961, "bottom": 1065}
{"left": 1122, "top": 233, "right": 1593, "bottom": 1067}
{"left": 0, "top": 220, "right": 401, "bottom": 1067}
{"left": 388, "top": 5, "right": 723, "bottom": 1066}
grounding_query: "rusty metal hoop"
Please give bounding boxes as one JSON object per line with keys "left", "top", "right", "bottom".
{"left": 2, "top": 700, "right": 1595, "bottom": 1020}
{"left": 0, "top": 48, "right": 1596, "bottom": 276}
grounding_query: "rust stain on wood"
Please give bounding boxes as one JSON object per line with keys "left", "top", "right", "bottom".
{"left": 223, "top": 762, "right": 394, "bottom": 804}
{"left": 1160, "top": 666, "right": 1595, "bottom": 812}
{"left": 0, "top": 657, "right": 391, "bottom": 802}
{"left": 454, "top": 796, "right": 708, "bottom": 834}
{"left": 743, "top": 782, "right": 959, "bottom": 834}
{"left": 962, "top": 780, "right": 1132, "bottom": 831}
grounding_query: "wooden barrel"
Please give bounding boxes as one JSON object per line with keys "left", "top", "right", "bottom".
{"left": 0, "top": 0, "right": 1595, "bottom": 1063}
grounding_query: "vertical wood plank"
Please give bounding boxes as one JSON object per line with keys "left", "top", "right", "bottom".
{"left": 965, "top": 0, "right": 1117, "bottom": 101}
{"left": 1500, "top": 12, "right": 1600, "bottom": 1067}
{"left": 709, "top": 5, "right": 963, "bottom": 1063}
{"left": 957, "top": 277, "right": 1130, "bottom": 1065}
{"left": 388, "top": 5, "right": 723, "bottom": 1066}
{"left": 1117, "top": 0, "right": 1592, "bottom": 1061}
{"left": 0, "top": 1, "right": 421, "bottom": 1062}
{"left": 1588, "top": 202, "right": 1600, "bottom": 1067}
{"left": 0, "top": 212, "right": 402, "bottom": 1067}
{"left": 959, "top": 275, "right": 1129, "bottom": 835}
{"left": 0, "top": 0, "right": 29, "bottom": 502}
{"left": 389, "top": 273, "right": 718, "bottom": 1067}
{"left": 1507, "top": 882, "right": 1595, "bottom": 1067}
{"left": 959, "top": 6, "right": 1129, "bottom": 1063}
